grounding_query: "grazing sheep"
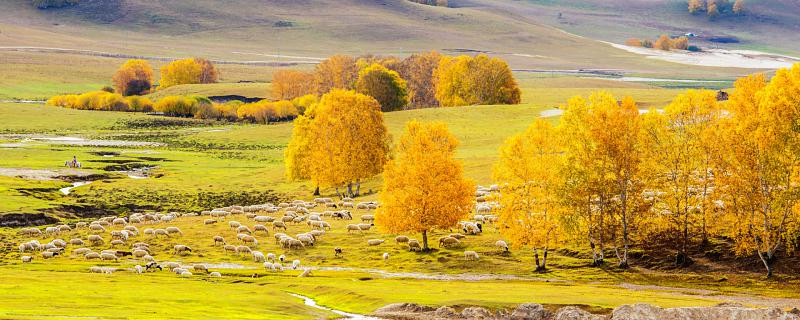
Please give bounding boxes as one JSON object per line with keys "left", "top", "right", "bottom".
{"left": 173, "top": 245, "right": 193, "bottom": 255}
{"left": 164, "top": 262, "right": 180, "bottom": 270}
{"left": 408, "top": 240, "right": 422, "bottom": 252}
{"left": 173, "top": 267, "right": 188, "bottom": 275}
{"left": 154, "top": 229, "right": 168, "bottom": 237}
{"left": 143, "top": 228, "right": 154, "bottom": 236}
{"left": 142, "top": 255, "right": 155, "bottom": 262}
{"left": 41, "top": 251, "right": 59, "bottom": 259}
{"left": 236, "top": 245, "right": 252, "bottom": 255}
{"left": 84, "top": 252, "right": 101, "bottom": 260}
{"left": 266, "top": 252, "right": 276, "bottom": 262}
{"left": 287, "top": 239, "right": 304, "bottom": 249}
{"left": 124, "top": 225, "right": 139, "bottom": 235}
{"left": 253, "top": 224, "right": 269, "bottom": 235}
{"left": 449, "top": 233, "right": 466, "bottom": 240}
{"left": 273, "top": 262, "right": 283, "bottom": 272}
{"left": 112, "top": 218, "right": 127, "bottom": 225}
{"left": 223, "top": 244, "right": 236, "bottom": 254}
{"left": 263, "top": 262, "right": 274, "bottom": 271}
{"left": 110, "top": 239, "right": 125, "bottom": 247}
{"left": 21, "top": 256, "right": 33, "bottom": 263}
{"left": 236, "top": 225, "right": 252, "bottom": 234}
{"left": 180, "top": 271, "right": 193, "bottom": 277}
{"left": 209, "top": 272, "right": 222, "bottom": 277}
{"left": 395, "top": 236, "right": 409, "bottom": 244}
{"left": 292, "top": 260, "right": 300, "bottom": 270}
{"left": 76, "top": 222, "right": 88, "bottom": 228}
{"left": 100, "top": 253, "right": 118, "bottom": 261}
{"left": 241, "top": 235, "right": 258, "bottom": 246}
{"left": 279, "top": 254, "right": 286, "bottom": 262}
{"left": 383, "top": 252, "right": 389, "bottom": 260}
{"left": 341, "top": 202, "right": 354, "bottom": 208}
{"left": 272, "top": 221, "right": 287, "bottom": 231}
{"left": 204, "top": 219, "right": 218, "bottom": 225}
{"left": 298, "top": 235, "right": 315, "bottom": 246}
{"left": 367, "top": 239, "right": 385, "bottom": 246}
{"left": 73, "top": 248, "right": 92, "bottom": 255}
{"left": 145, "top": 262, "right": 162, "bottom": 271}
{"left": 193, "top": 264, "right": 208, "bottom": 273}
{"left": 134, "top": 265, "right": 144, "bottom": 274}
{"left": 360, "top": 215, "right": 375, "bottom": 223}
{"left": 346, "top": 224, "right": 361, "bottom": 233}
{"left": 213, "top": 235, "right": 225, "bottom": 246}
{"left": 495, "top": 240, "right": 509, "bottom": 252}
{"left": 253, "top": 251, "right": 266, "bottom": 262}
{"left": 90, "top": 266, "right": 104, "bottom": 273}
{"left": 133, "top": 249, "right": 149, "bottom": 258}
{"left": 464, "top": 250, "right": 480, "bottom": 261}
{"left": 165, "top": 227, "right": 183, "bottom": 236}
{"left": 89, "top": 224, "right": 105, "bottom": 232}
{"left": 334, "top": 247, "right": 343, "bottom": 257}
{"left": 439, "top": 236, "right": 460, "bottom": 248}
{"left": 254, "top": 216, "right": 274, "bottom": 223}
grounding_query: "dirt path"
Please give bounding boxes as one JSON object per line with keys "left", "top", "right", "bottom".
{"left": 620, "top": 283, "right": 800, "bottom": 309}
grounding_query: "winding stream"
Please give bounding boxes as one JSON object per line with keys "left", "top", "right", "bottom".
{"left": 289, "top": 293, "right": 384, "bottom": 320}
{"left": 59, "top": 181, "right": 91, "bottom": 195}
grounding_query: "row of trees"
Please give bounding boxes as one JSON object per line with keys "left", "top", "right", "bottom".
{"left": 493, "top": 64, "right": 800, "bottom": 276}
{"left": 111, "top": 58, "right": 218, "bottom": 96}
{"left": 626, "top": 35, "right": 695, "bottom": 52}
{"left": 689, "top": 0, "right": 745, "bottom": 18}
{"left": 272, "top": 53, "right": 520, "bottom": 111}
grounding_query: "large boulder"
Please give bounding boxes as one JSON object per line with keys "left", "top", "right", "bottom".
{"left": 461, "top": 307, "right": 495, "bottom": 319}
{"left": 555, "top": 306, "right": 609, "bottom": 320}
{"left": 611, "top": 303, "right": 800, "bottom": 320}
{"left": 511, "top": 303, "right": 553, "bottom": 320}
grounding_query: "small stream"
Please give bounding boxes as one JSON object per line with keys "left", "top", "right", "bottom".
{"left": 59, "top": 181, "right": 91, "bottom": 195}
{"left": 289, "top": 293, "right": 384, "bottom": 320}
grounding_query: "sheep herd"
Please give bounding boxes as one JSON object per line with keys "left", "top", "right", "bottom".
{"left": 15, "top": 185, "right": 509, "bottom": 278}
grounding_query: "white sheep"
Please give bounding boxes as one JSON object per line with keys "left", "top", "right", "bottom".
{"left": 395, "top": 236, "right": 409, "bottom": 244}
{"left": 272, "top": 221, "right": 287, "bottom": 231}
{"left": 292, "top": 259, "right": 301, "bottom": 270}
{"left": 193, "top": 264, "right": 208, "bottom": 273}
{"left": 165, "top": 227, "right": 183, "bottom": 236}
{"left": 100, "top": 253, "right": 118, "bottom": 261}
{"left": 263, "top": 262, "right": 274, "bottom": 271}
{"left": 84, "top": 252, "right": 101, "bottom": 260}
{"left": 204, "top": 219, "right": 217, "bottom": 225}
{"left": 253, "top": 251, "right": 266, "bottom": 262}
{"left": 173, "top": 245, "right": 192, "bottom": 255}
{"left": 495, "top": 240, "right": 509, "bottom": 252}
{"left": 464, "top": 250, "right": 480, "bottom": 261}
{"left": 383, "top": 252, "right": 389, "bottom": 260}
{"left": 213, "top": 235, "right": 225, "bottom": 246}
{"left": 367, "top": 239, "right": 385, "bottom": 246}
{"left": 279, "top": 254, "right": 286, "bottom": 262}
{"left": 209, "top": 272, "right": 222, "bottom": 277}
{"left": 21, "top": 256, "right": 33, "bottom": 263}
{"left": 134, "top": 265, "right": 144, "bottom": 274}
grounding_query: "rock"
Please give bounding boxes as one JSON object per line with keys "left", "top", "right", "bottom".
{"left": 462, "top": 307, "right": 494, "bottom": 319}
{"left": 511, "top": 303, "right": 553, "bottom": 320}
{"left": 434, "top": 306, "right": 459, "bottom": 318}
{"left": 611, "top": 303, "right": 800, "bottom": 320}
{"left": 374, "top": 302, "right": 436, "bottom": 319}
{"left": 555, "top": 306, "right": 608, "bottom": 320}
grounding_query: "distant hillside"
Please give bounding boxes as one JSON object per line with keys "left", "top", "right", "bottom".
{"left": 0, "top": 0, "right": 795, "bottom": 79}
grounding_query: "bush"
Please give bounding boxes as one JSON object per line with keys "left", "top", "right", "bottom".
{"left": 237, "top": 99, "right": 299, "bottom": 124}
{"left": 154, "top": 96, "right": 199, "bottom": 117}
{"left": 213, "top": 101, "right": 243, "bottom": 121}
{"left": 125, "top": 96, "right": 154, "bottom": 112}
{"left": 688, "top": 45, "right": 702, "bottom": 52}
{"left": 625, "top": 38, "right": 643, "bottom": 47}
{"left": 641, "top": 40, "right": 654, "bottom": 48}
{"left": 291, "top": 94, "right": 318, "bottom": 114}
{"left": 47, "top": 91, "right": 129, "bottom": 111}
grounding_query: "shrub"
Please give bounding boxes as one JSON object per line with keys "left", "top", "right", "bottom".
{"left": 625, "top": 38, "right": 643, "bottom": 47}
{"left": 125, "top": 96, "right": 154, "bottom": 112}
{"left": 688, "top": 45, "right": 702, "bottom": 52}
{"left": 154, "top": 96, "right": 199, "bottom": 117}
{"left": 237, "top": 99, "right": 299, "bottom": 124}
{"left": 47, "top": 91, "right": 129, "bottom": 111}
{"left": 291, "top": 94, "right": 318, "bottom": 114}
{"left": 641, "top": 40, "right": 654, "bottom": 48}
{"left": 213, "top": 101, "right": 243, "bottom": 121}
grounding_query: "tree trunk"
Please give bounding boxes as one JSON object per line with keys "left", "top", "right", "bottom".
{"left": 346, "top": 182, "right": 353, "bottom": 198}
{"left": 541, "top": 248, "right": 548, "bottom": 271}
{"left": 356, "top": 180, "right": 361, "bottom": 197}
{"left": 421, "top": 230, "right": 429, "bottom": 251}
{"left": 334, "top": 187, "right": 342, "bottom": 199}
{"left": 757, "top": 250, "right": 774, "bottom": 278}
{"left": 533, "top": 248, "right": 541, "bottom": 271}
{"left": 313, "top": 186, "right": 320, "bottom": 196}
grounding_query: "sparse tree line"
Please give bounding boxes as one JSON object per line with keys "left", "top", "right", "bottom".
{"left": 626, "top": 35, "right": 699, "bottom": 52}
{"left": 493, "top": 64, "right": 800, "bottom": 276}
{"left": 31, "top": 0, "right": 78, "bottom": 9}
{"left": 48, "top": 52, "right": 520, "bottom": 123}
{"left": 688, "top": 0, "right": 745, "bottom": 19}
{"left": 407, "top": 0, "right": 449, "bottom": 8}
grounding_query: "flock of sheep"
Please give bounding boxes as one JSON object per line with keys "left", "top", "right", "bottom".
{"left": 16, "top": 185, "right": 509, "bottom": 277}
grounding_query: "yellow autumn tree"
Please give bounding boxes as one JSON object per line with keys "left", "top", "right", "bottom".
{"left": 640, "top": 90, "right": 722, "bottom": 266}
{"left": 194, "top": 57, "right": 219, "bottom": 84}
{"left": 159, "top": 58, "right": 202, "bottom": 90}
{"left": 285, "top": 102, "right": 319, "bottom": 194}
{"left": 304, "top": 90, "right": 391, "bottom": 197}
{"left": 434, "top": 54, "right": 521, "bottom": 107}
{"left": 654, "top": 35, "right": 672, "bottom": 51}
{"left": 398, "top": 51, "right": 441, "bottom": 109}
{"left": 111, "top": 59, "right": 154, "bottom": 96}
{"left": 493, "top": 119, "right": 564, "bottom": 271}
{"left": 715, "top": 66, "right": 800, "bottom": 277}
{"left": 272, "top": 70, "right": 316, "bottom": 101}
{"left": 688, "top": 0, "right": 705, "bottom": 13}
{"left": 356, "top": 63, "right": 409, "bottom": 112}
{"left": 313, "top": 55, "right": 359, "bottom": 95}
{"left": 375, "top": 120, "right": 474, "bottom": 250}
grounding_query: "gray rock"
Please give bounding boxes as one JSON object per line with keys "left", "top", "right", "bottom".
{"left": 434, "top": 306, "right": 459, "bottom": 319}
{"left": 611, "top": 303, "right": 800, "bottom": 320}
{"left": 555, "top": 306, "right": 608, "bottom": 320}
{"left": 462, "top": 307, "right": 494, "bottom": 319}
{"left": 511, "top": 303, "right": 553, "bottom": 320}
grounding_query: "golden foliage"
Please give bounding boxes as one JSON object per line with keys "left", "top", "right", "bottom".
{"left": 493, "top": 119, "right": 564, "bottom": 269}
{"left": 654, "top": 35, "right": 672, "bottom": 51}
{"left": 314, "top": 55, "right": 359, "bottom": 95}
{"left": 356, "top": 63, "right": 409, "bottom": 112}
{"left": 154, "top": 95, "right": 203, "bottom": 117}
{"left": 272, "top": 70, "right": 316, "bottom": 100}
{"left": 625, "top": 38, "right": 643, "bottom": 47}
{"left": 434, "top": 54, "right": 520, "bottom": 107}
{"left": 236, "top": 100, "right": 298, "bottom": 124}
{"left": 376, "top": 120, "right": 474, "bottom": 250}
{"left": 688, "top": 0, "right": 705, "bottom": 13}
{"left": 48, "top": 91, "right": 133, "bottom": 111}
{"left": 159, "top": 58, "right": 202, "bottom": 90}
{"left": 398, "top": 51, "right": 442, "bottom": 109}
{"left": 194, "top": 58, "right": 219, "bottom": 84}
{"left": 111, "top": 59, "right": 154, "bottom": 96}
